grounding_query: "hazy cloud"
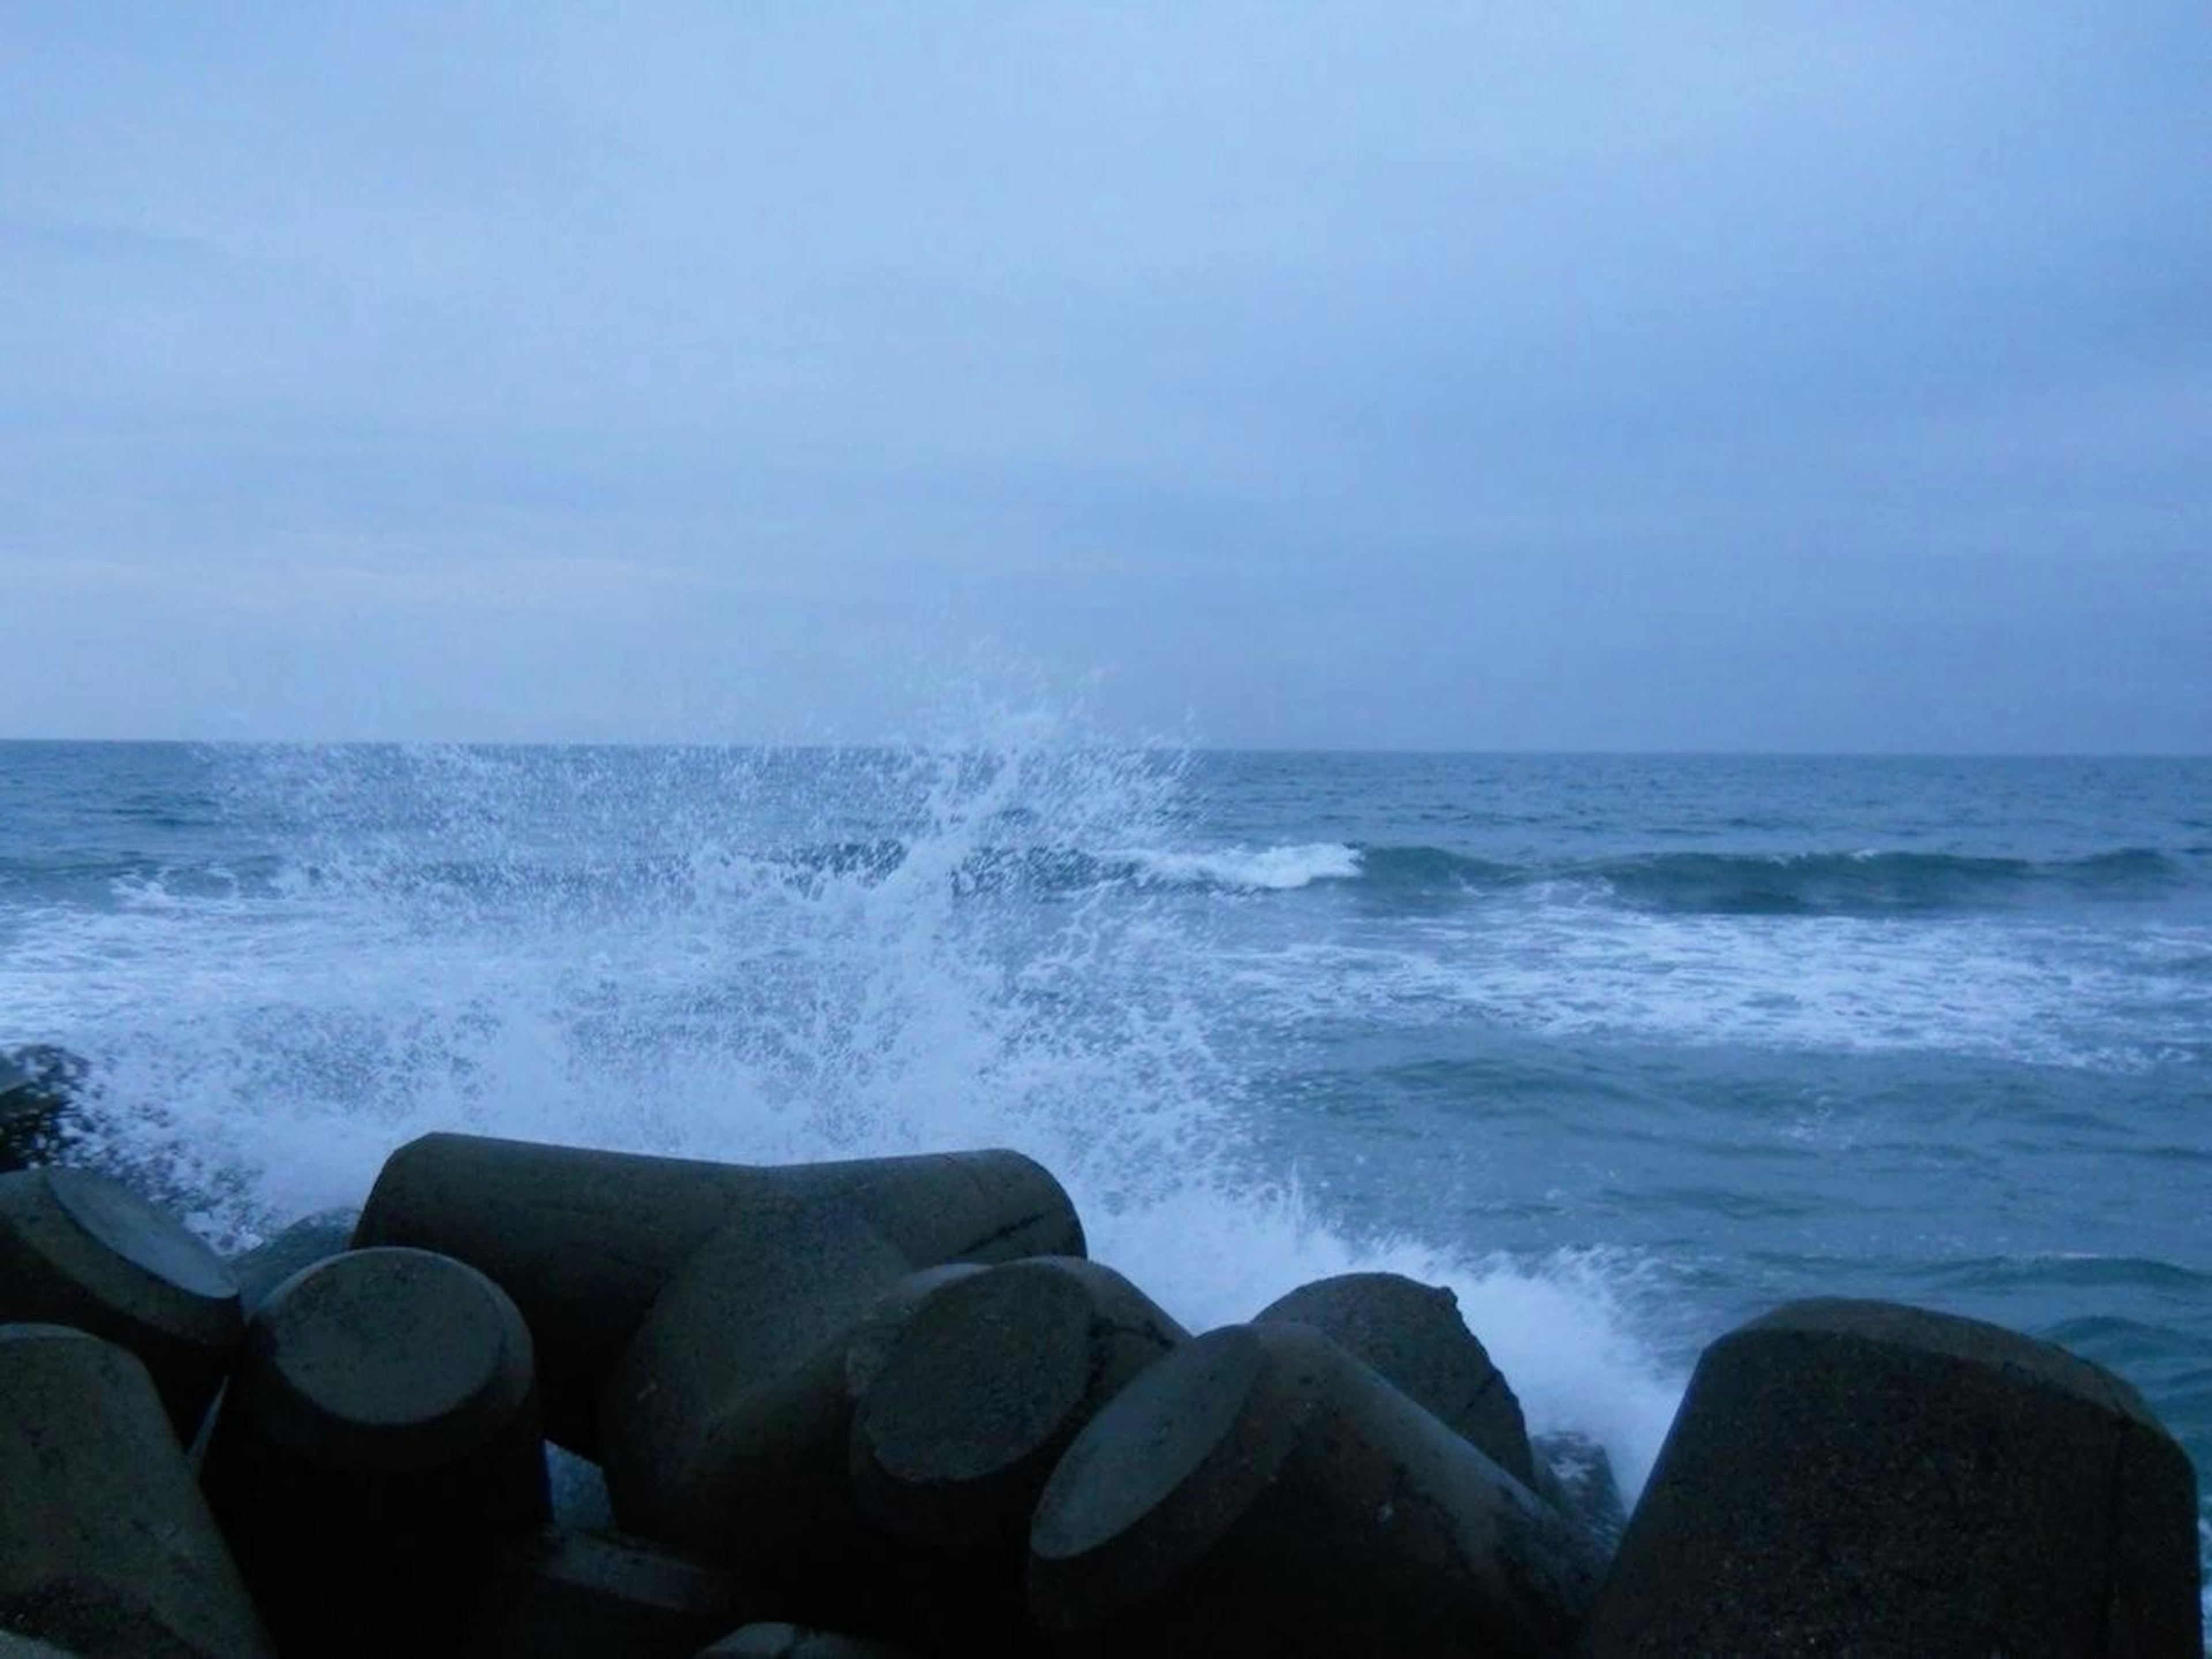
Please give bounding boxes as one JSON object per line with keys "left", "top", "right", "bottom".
{"left": 3, "top": 3, "right": 2206, "bottom": 747}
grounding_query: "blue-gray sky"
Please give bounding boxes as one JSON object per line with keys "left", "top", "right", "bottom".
{"left": 4, "top": 4, "right": 2207, "bottom": 749}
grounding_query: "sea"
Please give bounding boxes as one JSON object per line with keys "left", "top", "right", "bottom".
{"left": 2, "top": 732, "right": 2207, "bottom": 1618}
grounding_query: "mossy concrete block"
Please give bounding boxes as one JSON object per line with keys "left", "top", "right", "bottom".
{"left": 1255, "top": 1270, "right": 1535, "bottom": 1486}
{"left": 1029, "top": 1321, "right": 1594, "bottom": 1658}
{"left": 202, "top": 1247, "right": 550, "bottom": 1657}
{"left": 0, "top": 1166, "right": 242, "bottom": 1439}
{"left": 0, "top": 1323, "right": 274, "bottom": 1658}
{"left": 1577, "top": 1298, "right": 2203, "bottom": 1657}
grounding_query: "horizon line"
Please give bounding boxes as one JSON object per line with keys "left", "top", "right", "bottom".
{"left": 2, "top": 735, "right": 2206, "bottom": 762}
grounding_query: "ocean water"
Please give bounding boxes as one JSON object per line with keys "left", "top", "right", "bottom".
{"left": 3, "top": 733, "right": 2208, "bottom": 1613}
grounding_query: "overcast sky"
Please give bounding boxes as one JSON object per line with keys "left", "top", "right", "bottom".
{"left": 3, "top": 5, "right": 2207, "bottom": 749}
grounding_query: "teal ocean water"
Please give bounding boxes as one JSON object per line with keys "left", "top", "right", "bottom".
{"left": 3, "top": 737, "right": 2207, "bottom": 1609}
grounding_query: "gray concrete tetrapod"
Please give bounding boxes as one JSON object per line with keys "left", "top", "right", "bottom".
{"left": 647, "top": 1262, "right": 984, "bottom": 1593}
{"left": 0, "top": 1166, "right": 243, "bottom": 1440}
{"left": 353, "top": 1131, "right": 1086, "bottom": 1451}
{"left": 598, "top": 1195, "right": 919, "bottom": 1543}
{"left": 853, "top": 1256, "right": 1187, "bottom": 1552}
{"left": 460, "top": 1525, "right": 756, "bottom": 1659}
{"left": 849, "top": 1257, "right": 1189, "bottom": 1654}
{"left": 1029, "top": 1321, "right": 1595, "bottom": 1658}
{"left": 1576, "top": 1298, "right": 2203, "bottom": 1658}
{"left": 0, "top": 1323, "right": 275, "bottom": 1658}
{"left": 202, "top": 1247, "right": 551, "bottom": 1658}
{"left": 1254, "top": 1270, "right": 1536, "bottom": 1486}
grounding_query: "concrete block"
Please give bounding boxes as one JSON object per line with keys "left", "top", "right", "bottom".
{"left": 598, "top": 1196, "right": 917, "bottom": 1543}
{"left": 0, "top": 1166, "right": 242, "bottom": 1440}
{"left": 846, "top": 1257, "right": 1187, "bottom": 1653}
{"left": 652, "top": 1263, "right": 984, "bottom": 1585}
{"left": 0, "top": 1323, "right": 274, "bottom": 1658}
{"left": 1576, "top": 1298, "right": 2203, "bottom": 1657}
{"left": 853, "top": 1257, "right": 1187, "bottom": 1554}
{"left": 1255, "top": 1270, "right": 1534, "bottom": 1486}
{"left": 1029, "top": 1321, "right": 1594, "bottom": 1658}
{"left": 353, "top": 1132, "right": 1084, "bottom": 1452}
{"left": 202, "top": 1247, "right": 550, "bottom": 1657}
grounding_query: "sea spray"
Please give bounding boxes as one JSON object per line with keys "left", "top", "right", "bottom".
{"left": 10, "top": 725, "right": 1685, "bottom": 1505}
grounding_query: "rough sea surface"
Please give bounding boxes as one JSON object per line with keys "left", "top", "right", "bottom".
{"left": 3, "top": 734, "right": 2207, "bottom": 1619}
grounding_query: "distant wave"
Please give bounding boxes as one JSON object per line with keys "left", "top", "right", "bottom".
{"left": 1585, "top": 848, "right": 2186, "bottom": 917}
{"left": 237, "top": 836, "right": 2186, "bottom": 916}
{"left": 735, "top": 839, "right": 2195, "bottom": 911}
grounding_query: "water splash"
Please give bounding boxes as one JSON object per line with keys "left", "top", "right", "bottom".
{"left": 9, "top": 712, "right": 1683, "bottom": 1499}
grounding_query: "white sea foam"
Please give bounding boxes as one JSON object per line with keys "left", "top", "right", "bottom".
{"left": 1122, "top": 841, "right": 1363, "bottom": 891}
{"left": 1214, "top": 900, "right": 2210, "bottom": 1074}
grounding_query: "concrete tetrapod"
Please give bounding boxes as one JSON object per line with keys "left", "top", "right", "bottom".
{"left": 202, "top": 1247, "right": 551, "bottom": 1658}
{"left": 849, "top": 1257, "right": 1188, "bottom": 1651}
{"left": 852, "top": 1257, "right": 1190, "bottom": 1547}
{"left": 354, "top": 1131, "right": 1085, "bottom": 1451}
{"left": 0, "top": 1323, "right": 275, "bottom": 1658}
{"left": 0, "top": 1166, "right": 243, "bottom": 1440}
{"left": 1575, "top": 1298, "right": 2203, "bottom": 1658}
{"left": 1253, "top": 1270, "right": 1536, "bottom": 1486}
{"left": 1028, "top": 1321, "right": 1594, "bottom": 1658}
{"left": 650, "top": 1263, "right": 985, "bottom": 1602}
{"left": 599, "top": 1196, "right": 919, "bottom": 1544}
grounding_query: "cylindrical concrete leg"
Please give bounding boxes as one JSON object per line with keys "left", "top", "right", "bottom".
{"left": 354, "top": 1132, "right": 1084, "bottom": 1452}
{"left": 0, "top": 1323, "right": 274, "bottom": 1658}
{"left": 1029, "top": 1321, "right": 1594, "bottom": 1658}
{"left": 854, "top": 1257, "right": 1187, "bottom": 1551}
{"left": 0, "top": 1166, "right": 243, "bottom": 1440}
{"left": 1576, "top": 1298, "right": 2203, "bottom": 1657}
{"left": 660, "top": 1263, "right": 983, "bottom": 1578}
{"left": 1255, "top": 1270, "right": 1535, "bottom": 1486}
{"left": 202, "top": 1247, "right": 550, "bottom": 1657}
{"left": 849, "top": 1257, "right": 1187, "bottom": 1654}
{"left": 598, "top": 1195, "right": 917, "bottom": 1541}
